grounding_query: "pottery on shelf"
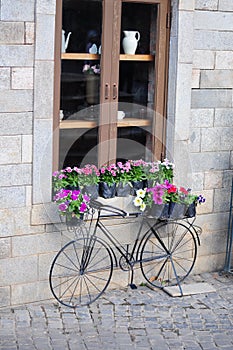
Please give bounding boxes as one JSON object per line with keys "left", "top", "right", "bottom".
{"left": 122, "top": 30, "right": 140, "bottom": 55}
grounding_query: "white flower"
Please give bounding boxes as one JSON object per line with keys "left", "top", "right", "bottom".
{"left": 140, "top": 202, "right": 146, "bottom": 211}
{"left": 136, "top": 189, "right": 146, "bottom": 198}
{"left": 133, "top": 197, "right": 143, "bottom": 207}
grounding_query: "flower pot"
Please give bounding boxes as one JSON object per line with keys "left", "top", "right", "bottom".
{"left": 147, "top": 204, "right": 166, "bottom": 219}
{"left": 65, "top": 213, "right": 84, "bottom": 228}
{"left": 169, "top": 203, "right": 187, "bottom": 219}
{"left": 159, "top": 203, "right": 170, "bottom": 219}
{"left": 131, "top": 180, "right": 145, "bottom": 196}
{"left": 82, "top": 184, "right": 99, "bottom": 199}
{"left": 146, "top": 179, "right": 156, "bottom": 189}
{"left": 186, "top": 202, "right": 196, "bottom": 218}
{"left": 86, "top": 75, "right": 99, "bottom": 105}
{"left": 99, "top": 182, "right": 116, "bottom": 199}
{"left": 116, "top": 182, "right": 131, "bottom": 197}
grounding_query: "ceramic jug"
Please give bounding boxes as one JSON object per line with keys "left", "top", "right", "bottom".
{"left": 122, "top": 31, "right": 140, "bottom": 55}
{"left": 61, "top": 30, "right": 72, "bottom": 53}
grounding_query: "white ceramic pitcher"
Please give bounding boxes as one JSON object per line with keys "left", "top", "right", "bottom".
{"left": 122, "top": 31, "right": 140, "bottom": 55}
{"left": 61, "top": 30, "right": 72, "bottom": 53}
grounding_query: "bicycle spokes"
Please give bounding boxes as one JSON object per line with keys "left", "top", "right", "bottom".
{"left": 49, "top": 238, "right": 113, "bottom": 307}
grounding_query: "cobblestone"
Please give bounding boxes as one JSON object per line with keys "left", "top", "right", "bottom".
{"left": 0, "top": 272, "right": 233, "bottom": 350}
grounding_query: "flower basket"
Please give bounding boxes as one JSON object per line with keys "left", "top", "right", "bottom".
{"left": 116, "top": 182, "right": 132, "bottom": 197}
{"left": 169, "top": 202, "right": 187, "bottom": 219}
{"left": 82, "top": 184, "right": 99, "bottom": 199}
{"left": 99, "top": 182, "right": 116, "bottom": 199}
{"left": 65, "top": 213, "right": 84, "bottom": 228}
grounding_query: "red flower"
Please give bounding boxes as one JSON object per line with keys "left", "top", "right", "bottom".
{"left": 167, "top": 185, "right": 177, "bottom": 193}
{"left": 179, "top": 187, "right": 188, "bottom": 195}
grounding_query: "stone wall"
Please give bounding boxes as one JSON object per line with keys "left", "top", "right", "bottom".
{"left": 171, "top": 0, "right": 233, "bottom": 273}
{"left": 0, "top": 0, "right": 232, "bottom": 307}
{"left": 0, "top": 0, "right": 58, "bottom": 307}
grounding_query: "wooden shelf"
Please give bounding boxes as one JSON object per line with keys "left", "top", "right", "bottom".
{"left": 61, "top": 53, "right": 100, "bottom": 60}
{"left": 120, "top": 54, "right": 154, "bottom": 61}
{"left": 61, "top": 53, "right": 154, "bottom": 61}
{"left": 60, "top": 118, "right": 151, "bottom": 130}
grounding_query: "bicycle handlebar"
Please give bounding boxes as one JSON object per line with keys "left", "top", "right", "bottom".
{"left": 90, "top": 199, "right": 128, "bottom": 218}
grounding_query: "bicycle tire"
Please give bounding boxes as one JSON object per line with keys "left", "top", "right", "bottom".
{"left": 140, "top": 221, "right": 197, "bottom": 288}
{"left": 49, "top": 236, "right": 113, "bottom": 307}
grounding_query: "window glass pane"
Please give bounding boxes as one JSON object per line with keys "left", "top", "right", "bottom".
{"left": 117, "top": 2, "right": 158, "bottom": 162}
{"left": 60, "top": 0, "right": 102, "bottom": 168}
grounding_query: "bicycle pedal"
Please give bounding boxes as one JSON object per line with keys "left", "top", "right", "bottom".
{"left": 129, "top": 283, "right": 137, "bottom": 290}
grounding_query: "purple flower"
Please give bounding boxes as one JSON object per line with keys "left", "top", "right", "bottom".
{"left": 198, "top": 195, "right": 206, "bottom": 204}
{"left": 58, "top": 203, "right": 68, "bottom": 212}
{"left": 83, "top": 194, "right": 90, "bottom": 202}
{"left": 72, "top": 190, "right": 81, "bottom": 195}
{"left": 79, "top": 202, "right": 87, "bottom": 213}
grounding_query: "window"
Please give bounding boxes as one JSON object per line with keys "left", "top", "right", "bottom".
{"left": 53, "top": 0, "right": 170, "bottom": 169}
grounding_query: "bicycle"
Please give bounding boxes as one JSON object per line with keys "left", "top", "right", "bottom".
{"left": 49, "top": 199, "right": 201, "bottom": 308}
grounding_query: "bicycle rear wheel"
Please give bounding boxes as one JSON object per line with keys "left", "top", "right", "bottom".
{"left": 49, "top": 237, "right": 113, "bottom": 307}
{"left": 140, "top": 221, "right": 197, "bottom": 288}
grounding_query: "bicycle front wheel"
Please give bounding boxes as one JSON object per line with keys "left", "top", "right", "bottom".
{"left": 140, "top": 221, "right": 197, "bottom": 288}
{"left": 49, "top": 237, "right": 113, "bottom": 307}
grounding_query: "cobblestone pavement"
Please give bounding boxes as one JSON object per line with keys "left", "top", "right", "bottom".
{"left": 0, "top": 272, "right": 233, "bottom": 350}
